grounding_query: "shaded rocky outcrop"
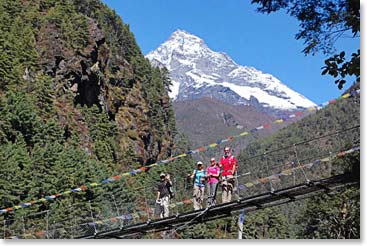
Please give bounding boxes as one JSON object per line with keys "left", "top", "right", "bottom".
{"left": 3, "top": 0, "right": 175, "bottom": 168}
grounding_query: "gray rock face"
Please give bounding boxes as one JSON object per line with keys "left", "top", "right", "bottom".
{"left": 146, "top": 29, "right": 316, "bottom": 112}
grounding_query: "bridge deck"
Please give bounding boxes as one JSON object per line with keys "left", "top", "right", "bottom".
{"left": 76, "top": 173, "right": 358, "bottom": 239}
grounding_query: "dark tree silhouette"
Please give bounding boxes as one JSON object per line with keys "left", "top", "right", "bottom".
{"left": 251, "top": 0, "right": 360, "bottom": 89}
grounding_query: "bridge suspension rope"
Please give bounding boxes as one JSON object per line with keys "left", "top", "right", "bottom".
{"left": 0, "top": 90, "right": 360, "bottom": 215}
{"left": 3, "top": 142, "right": 359, "bottom": 239}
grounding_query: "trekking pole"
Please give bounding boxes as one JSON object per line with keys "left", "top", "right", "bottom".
{"left": 238, "top": 209, "right": 245, "bottom": 239}
{"left": 235, "top": 170, "right": 240, "bottom": 199}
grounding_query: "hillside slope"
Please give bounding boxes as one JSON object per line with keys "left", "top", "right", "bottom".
{"left": 234, "top": 83, "right": 360, "bottom": 239}
{"left": 0, "top": 0, "right": 181, "bottom": 220}
{"left": 174, "top": 97, "right": 276, "bottom": 147}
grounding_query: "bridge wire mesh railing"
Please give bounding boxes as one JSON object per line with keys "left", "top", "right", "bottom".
{"left": 235, "top": 126, "right": 359, "bottom": 200}
{"left": 2, "top": 126, "right": 360, "bottom": 239}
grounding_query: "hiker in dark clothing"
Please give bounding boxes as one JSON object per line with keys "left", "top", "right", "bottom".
{"left": 156, "top": 173, "right": 173, "bottom": 218}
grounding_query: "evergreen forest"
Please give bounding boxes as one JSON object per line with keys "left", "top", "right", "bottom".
{"left": 0, "top": 0, "right": 360, "bottom": 239}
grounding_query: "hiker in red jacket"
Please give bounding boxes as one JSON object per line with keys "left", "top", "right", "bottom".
{"left": 219, "top": 146, "right": 238, "bottom": 203}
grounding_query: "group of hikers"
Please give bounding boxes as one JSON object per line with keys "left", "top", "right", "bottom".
{"left": 156, "top": 146, "right": 238, "bottom": 218}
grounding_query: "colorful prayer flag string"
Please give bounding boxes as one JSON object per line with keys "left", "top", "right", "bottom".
{"left": 0, "top": 90, "right": 359, "bottom": 214}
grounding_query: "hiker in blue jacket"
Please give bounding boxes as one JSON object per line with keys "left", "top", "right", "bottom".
{"left": 189, "top": 161, "right": 206, "bottom": 210}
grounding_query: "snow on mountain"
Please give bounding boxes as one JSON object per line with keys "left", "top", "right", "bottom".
{"left": 146, "top": 29, "right": 316, "bottom": 111}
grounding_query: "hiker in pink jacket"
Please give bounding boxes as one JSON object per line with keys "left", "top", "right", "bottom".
{"left": 206, "top": 157, "right": 220, "bottom": 206}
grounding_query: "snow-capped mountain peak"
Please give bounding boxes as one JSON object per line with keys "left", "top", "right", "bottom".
{"left": 146, "top": 29, "right": 316, "bottom": 111}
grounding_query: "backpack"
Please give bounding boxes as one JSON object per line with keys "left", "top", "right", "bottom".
{"left": 166, "top": 181, "right": 175, "bottom": 199}
{"left": 193, "top": 169, "right": 206, "bottom": 187}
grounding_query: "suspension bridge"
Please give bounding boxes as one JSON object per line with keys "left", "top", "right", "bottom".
{"left": 77, "top": 172, "right": 359, "bottom": 239}
{"left": 1, "top": 91, "right": 360, "bottom": 239}
{"left": 1, "top": 126, "right": 360, "bottom": 239}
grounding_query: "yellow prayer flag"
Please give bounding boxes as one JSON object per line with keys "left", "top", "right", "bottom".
{"left": 307, "top": 107, "right": 316, "bottom": 112}
{"left": 281, "top": 169, "right": 292, "bottom": 176}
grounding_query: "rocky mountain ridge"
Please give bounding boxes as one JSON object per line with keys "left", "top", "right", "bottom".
{"left": 147, "top": 29, "right": 316, "bottom": 113}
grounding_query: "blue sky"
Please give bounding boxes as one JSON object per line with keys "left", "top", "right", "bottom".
{"left": 101, "top": 0, "right": 359, "bottom": 105}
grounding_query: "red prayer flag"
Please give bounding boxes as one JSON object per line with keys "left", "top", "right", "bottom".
{"left": 80, "top": 185, "right": 88, "bottom": 191}
{"left": 263, "top": 124, "right": 270, "bottom": 129}
{"left": 197, "top": 147, "right": 206, "bottom": 152}
{"left": 295, "top": 112, "right": 302, "bottom": 116}
{"left": 112, "top": 176, "right": 121, "bottom": 180}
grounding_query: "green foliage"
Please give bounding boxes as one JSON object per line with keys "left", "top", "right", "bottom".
{"left": 61, "top": 13, "right": 89, "bottom": 50}
{"left": 31, "top": 75, "right": 56, "bottom": 118}
{"left": 314, "top": 150, "right": 361, "bottom": 241}
{"left": 0, "top": 0, "right": 361, "bottom": 239}
{"left": 0, "top": 91, "right": 42, "bottom": 146}
{"left": 243, "top": 208, "right": 293, "bottom": 239}
{"left": 322, "top": 49, "right": 360, "bottom": 89}
{"left": 236, "top": 86, "right": 359, "bottom": 239}
{"left": 0, "top": 141, "right": 32, "bottom": 208}
{"left": 0, "top": 0, "right": 180, "bottom": 239}
{"left": 80, "top": 105, "right": 121, "bottom": 169}
{"left": 251, "top": 0, "right": 360, "bottom": 89}
{"left": 251, "top": 0, "right": 359, "bottom": 55}
{"left": 296, "top": 186, "right": 359, "bottom": 238}
{"left": 0, "top": 1, "right": 38, "bottom": 90}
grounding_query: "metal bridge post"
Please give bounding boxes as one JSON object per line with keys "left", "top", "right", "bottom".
{"left": 69, "top": 203, "right": 75, "bottom": 239}
{"left": 234, "top": 170, "right": 240, "bottom": 200}
{"left": 142, "top": 186, "right": 150, "bottom": 222}
{"left": 88, "top": 200, "right": 98, "bottom": 236}
{"left": 21, "top": 216, "right": 26, "bottom": 236}
{"left": 293, "top": 144, "right": 310, "bottom": 184}
{"left": 72, "top": 215, "right": 77, "bottom": 239}
{"left": 264, "top": 152, "right": 274, "bottom": 193}
{"left": 111, "top": 194, "right": 123, "bottom": 229}
{"left": 292, "top": 160, "right": 296, "bottom": 186}
{"left": 3, "top": 220, "right": 5, "bottom": 239}
{"left": 46, "top": 210, "right": 49, "bottom": 239}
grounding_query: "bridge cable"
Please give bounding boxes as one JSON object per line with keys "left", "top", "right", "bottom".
{"left": 0, "top": 94, "right": 360, "bottom": 215}
{"left": 293, "top": 144, "right": 310, "bottom": 183}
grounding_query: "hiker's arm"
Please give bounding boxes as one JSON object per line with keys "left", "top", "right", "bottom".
{"left": 214, "top": 168, "right": 220, "bottom": 178}
{"left": 190, "top": 171, "right": 195, "bottom": 179}
{"left": 232, "top": 164, "right": 236, "bottom": 174}
{"left": 166, "top": 175, "right": 173, "bottom": 186}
